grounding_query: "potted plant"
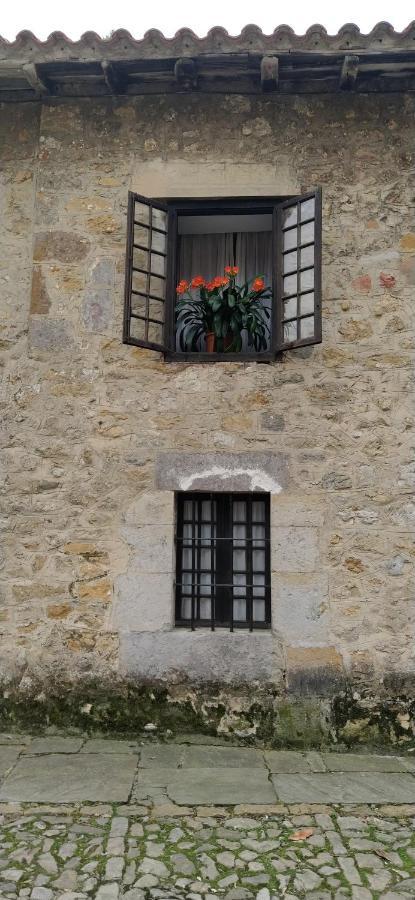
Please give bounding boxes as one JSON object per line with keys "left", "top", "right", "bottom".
{"left": 176, "top": 267, "right": 271, "bottom": 353}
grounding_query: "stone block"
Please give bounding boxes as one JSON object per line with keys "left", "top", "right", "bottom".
{"left": 155, "top": 452, "right": 288, "bottom": 493}
{"left": 285, "top": 647, "right": 345, "bottom": 696}
{"left": 29, "top": 317, "right": 74, "bottom": 351}
{"left": 272, "top": 574, "right": 329, "bottom": 643}
{"left": 271, "top": 527, "right": 319, "bottom": 573}
{"left": 124, "top": 491, "right": 175, "bottom": 526}
{"left": 120, "top": 524, "right": 174, "bottom": 573}
{"left": 260, "top": 413, "right": 285, "bottom": 431}
{"left": 30, "top": 266, "right": 50, "bottom": 314}
{"left": 113, "top": 572, "right": 173, "bottom": 632}
{"left": 33, "top": 230, "right": 90, "bottom": 263}
{"left": 82, "top": 289, "right": 113, "bottom": 332}
{"left": 119, "top": 630, "right": 276, "bottom": 683}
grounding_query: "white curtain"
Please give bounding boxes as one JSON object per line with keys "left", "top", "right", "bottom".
{"left": 179, "top": 233, "right": 234, "bottom": 282}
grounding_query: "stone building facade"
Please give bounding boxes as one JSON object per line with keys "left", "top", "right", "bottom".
{"left": 1, "top": 24, "right": 414, "bottom": 743}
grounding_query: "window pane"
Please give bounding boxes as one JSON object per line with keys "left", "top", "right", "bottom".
{"left": 283, "top": 227, "right": 298, "bottom": 251}
{"left": 283, "top": 250, "right": 297, "bottom": 274}
{"left": 252, "top": 500, "right": 265, "bottom": 522}
{"left": 253, "top": 549, "right": 265, "bottom": 571}
{"left": 300, "top": 269, "right": 314, "bottom": 292}
{"left": 253, "top": 598, "right": 265, "bottom": 621}
{"left": 150, "top": 253, "right": 166, "bottom": 278}
{"left": 149, "top": 274, "right": 165, "bottom": 299}
{"left": 134, "top": 224, "right": 149, "bottom": 247}
{"left": 252, "top": 524, "right": 265, "bottom": 546}
{"left": 201, "top": 501, "right": 211, "bottom": 521}
{"left": 200, "top": 548, "right": 211, "bottom": 569}
{"left": 233, "top": 548, "right": 246, "bottom": 571}
{"left": 152, "top": 207, "right": 167, "bottom": 230}
{"left": 233, "top": 501, "right": 246, "bottom": 522}
{"left": 148, "top": 298, "right": 164, "bottom": 323}
{"left": 300, "top": 292, "right": 314, "bottom": 316}
{"left": 284, "top": 297, "right": 297, "bottom": 321}
{"left": 300, "top": 221, "right": 314, "bottom": 245}
{"left": 135, "top": 202, "right": 150, "bottom": 226}
{"left": 130, "top": 317, "right": 146, "bottom": 342}
{"left": 133, "top": 247, "right": 148, "bottom": 271}
{"left": 283, "top": 205, "right": 297, "bottom": 228}
{"left": 200, "top": 598, "right": 211, "bottom": 618}
{"left": 148, "top": 322, "right": 163, "bottom": 344}
{"left": 181, "top": 597, "right": 191, "bottom": 618}
{"left": 234, "top": 598, "right": 247, "bottom": 621}
{"left": 283, "top": 320, "right": 297, "bottom": 343}
{"left": 300, "top": 245, "right": 314, "bottom": 269}
{"left": 300, "top": 197, "right": 315, "bottom": 221}
{"left": 182, "top": 547, "right": 192, "bottom": 569}
{"left": 283, "top": 274, "right": 297, "bottom": 297}
{"left": 151, "top": 230, "right": 166, "bottom": 254}
{"left": 234, "top": 573, "right": 246, "bottom": 596}
{"left": 300, "top": 316, "right": 315, "bottom": 340}
{"left": 233, "top": 523, "right": 246, "bottom": 546}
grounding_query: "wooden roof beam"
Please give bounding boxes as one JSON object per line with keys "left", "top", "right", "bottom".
{"left": 339, "top": 54, "right": 359, "bottom": 90}
{"left": 22, "top": 63, "right": 50, "bottom": 94}
{"left": 261, "top": 55, "right": 279, "bottom": 91}
{"left": 174, "top": 57, "right": 198, "bottom": 90}
{"left": 101, "top": 60, "right": 126, "bottom": 94}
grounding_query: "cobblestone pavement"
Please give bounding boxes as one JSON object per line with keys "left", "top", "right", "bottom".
{"left": 0, "top": 804, "right": 415, "bottom": 899}
{"left": 1, "top": 735, "right": 415, "bottom": 898}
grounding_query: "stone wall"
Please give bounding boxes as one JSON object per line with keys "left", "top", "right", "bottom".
{"left": 1, "top": 91, "right": 414, "bottom": 742}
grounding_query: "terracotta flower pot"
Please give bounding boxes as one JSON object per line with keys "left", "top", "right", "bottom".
{"left": 206, "top": 331, "right": 215, "bottom": 352}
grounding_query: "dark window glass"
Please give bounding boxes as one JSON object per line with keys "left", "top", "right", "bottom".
{"left": 175, "top": 492, "right": 271, "bottom": 630}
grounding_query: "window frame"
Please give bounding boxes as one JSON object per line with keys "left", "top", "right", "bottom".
{"left": 175, "top": 491, "right": 271, "bottom": 632}
{"left": 123, "top": 190, "right": 322, "bottom": 361}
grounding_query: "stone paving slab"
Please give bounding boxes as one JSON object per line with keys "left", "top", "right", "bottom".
{"left": 22, "top": 736, "right": 84, "bottom": 755}
{"left": 139, "top": 745, "right": 185, "bottom": 768}
{"left": 182, "top": 745, "right": 266, "bottom": 769}
{"left": 322, "top": 752, "right": 410, "bottom": 772}
{"left": 167, "top": 766, "right": 277, "bottom": 805}
{"left": 272, "top": 771, "right": 415, "bottom": 803}
{"left": 265, "top": 749, "right": 313, "bottom": 773}
{"left": 0, "top": 746, "right": 24, "bottom": 778}
{"left": 80, "top": 738, "right": 139, "bottom": 754}
{"left": 0, "top": 752, "right": 138, "bottom": 802}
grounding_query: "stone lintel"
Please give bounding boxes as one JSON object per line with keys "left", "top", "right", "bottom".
{"left": 154, "top": 451, "right": 289, "bottom": 494}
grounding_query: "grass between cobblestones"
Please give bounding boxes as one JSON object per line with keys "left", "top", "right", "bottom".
{"left": 0, "top": 804, "right": 415, "bottom": 899}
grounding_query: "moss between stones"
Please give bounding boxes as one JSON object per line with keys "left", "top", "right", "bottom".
{"left": 0, "top": 679, "right": 414, "bottom": 749}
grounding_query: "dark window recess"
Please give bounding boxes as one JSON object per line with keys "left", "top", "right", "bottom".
{"left": 123, "top": 190, "right": 322, "bottom": 361}
{"left": 175, "top": 492, "right": 271, "bottom": 631}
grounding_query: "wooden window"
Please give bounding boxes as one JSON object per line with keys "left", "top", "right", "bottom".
{"left": 175, "top": 492, "right": 271, "bottom": 631}
{"left": 123, "top": 191, "right": 322, "bottom": 360}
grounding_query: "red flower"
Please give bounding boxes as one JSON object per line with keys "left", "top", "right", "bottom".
{"left": 191, "top": 275, "right": 206, "bottom": 288}
{"left": 207, "top": 276, "right": 229, "bottom": 291}
{"left": 252, "top": 277, "right": 265, "bottom": 293}
{"left": 225, "top": 265, "right": 239, "bottom": 276}
{"left": 176, "top": 280, "right": 189, "bottom": 295}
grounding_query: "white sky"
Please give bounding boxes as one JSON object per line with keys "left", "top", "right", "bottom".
{"left": 0, "top": 0, "right": 413, "bottom": 42}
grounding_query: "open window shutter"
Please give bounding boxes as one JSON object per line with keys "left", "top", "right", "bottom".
{"left": 123, "top": 191, "right": 171, "bottom": 353}
{"left": 275, "top": 188, "right": 322, "bottom": 351}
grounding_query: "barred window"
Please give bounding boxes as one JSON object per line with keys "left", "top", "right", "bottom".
{"left": 175, "top": 492, "right": 271, "bottom": 631}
